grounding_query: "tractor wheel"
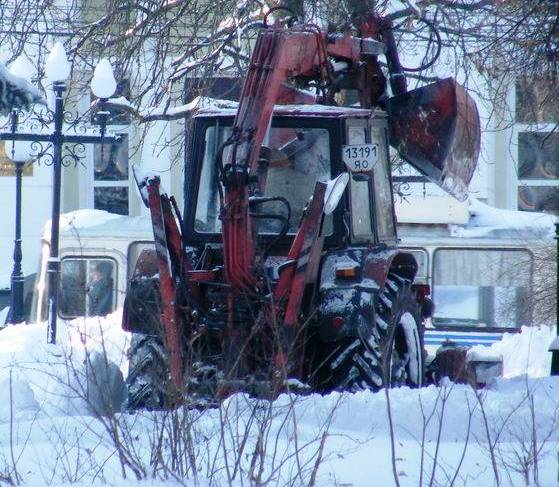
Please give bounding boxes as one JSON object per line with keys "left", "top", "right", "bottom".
{"left": 320, "top": 273, "right": 423, "bottom": 392}
{"left": 125, "top": 333, "right": 172, "bottom": 410}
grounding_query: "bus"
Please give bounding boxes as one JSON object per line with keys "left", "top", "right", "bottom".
{"left": 27, "top": 196, "right": 556, "bottom": 375}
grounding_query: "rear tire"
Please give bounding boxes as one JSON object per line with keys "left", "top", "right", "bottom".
{"left": 125, "top": 333, "right": 171, "bottom": 410}
{"left": 318, "top": 273, "right": 423, "bottom": 392}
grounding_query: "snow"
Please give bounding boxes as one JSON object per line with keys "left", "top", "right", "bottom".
{"left": 44, "top": 209, "right": 152, "bottom": 243}
{"left": 42, "top": 209, "right": 123, "bottom": 239}
{"left": 141, "top": 96, "right": 375, "bottom": 121}
{"left": 0, "top": 62, "right": 43, "bottom": 114}
{"left": 0, "top": 306, "right": 8, "bottom": 325}
{"left": 468, "top": 325, "right": 555, "bottom": 378}
{"left": 106, "top": 95, "right": 133, "bottom": 109}
{"left": 0, "top": 311, "right": 557, "bottom": 486}
{"left": 0, "top": 311, "right": 128, "bottom": 419}
{"left": 399, "top": 311, "right": 421, "bottom": 384}
{"left": 141, "top": 96, "right": 238, "bottom": 121}
{"left": 131, "top": 164, "right": 170, "bottom": 205}
{"left": 397, "top": 195, "right": 557, "bottom": 236}
{"left": 9, "top": 56, "right": 35, "bottom": 81}
{"left": 45, "top": 42, "right": 71, "bottom": 83}
{"left": 91, "top": 59, "right": 117, "bottom": 99}
{"left": 456, "top": 198, "right": 557, "bottom": 239}
{"left": 396, "top": 195, "right": 470, "bottom": 224}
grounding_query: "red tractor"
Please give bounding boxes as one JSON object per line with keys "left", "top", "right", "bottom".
{"left": 122, "top": 12, "right": 480, "bottom": 408}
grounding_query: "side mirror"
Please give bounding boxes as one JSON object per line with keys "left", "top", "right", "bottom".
{"left": 323, "top": 172, "right": 349, "bottom": 215}
{"left": 132, "top": 165, "right": 150, "bottom": 208}
{"left": 133, "top": 165, "right": 163, "bottom": 208}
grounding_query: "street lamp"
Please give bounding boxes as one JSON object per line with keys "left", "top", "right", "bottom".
{"left": 5, "top": 57, "right": 35, "bottom": 324}
{"left": 5, "top": 114, "right": 33, "bottom": 324}
{"left": 44, "top": 42, "right": 72, "bottom": 345}
{"left": 44, "top": 47, "right": 119, "bottom": 344}
{"left": 551, "top": 221, "right": 559, "bottom": 375}
{"left": 0, "top": 43, "right": 121, "bottom": 343}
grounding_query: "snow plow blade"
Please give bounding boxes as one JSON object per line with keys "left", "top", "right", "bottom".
{"left": 387, "top": 78, "right": 480, "bottom": 201}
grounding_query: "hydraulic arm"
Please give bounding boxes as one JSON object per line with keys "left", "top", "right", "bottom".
{"left": 218, "top": 16, "right": 480, "bottom": 292}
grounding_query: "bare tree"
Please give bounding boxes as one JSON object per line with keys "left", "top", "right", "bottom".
{"left": 1, "top": 0, "right": 556, "bottom": 111}
{"left": 1, "top": 0, "right": 556, "bottom": 202}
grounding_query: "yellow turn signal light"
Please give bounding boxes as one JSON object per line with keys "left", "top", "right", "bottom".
{"left": 335, "top": 265, "right": 358, "bottom": 279}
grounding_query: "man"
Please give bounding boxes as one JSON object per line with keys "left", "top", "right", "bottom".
{"left": 88, "top": 262, "right": 113, "bottom": 316}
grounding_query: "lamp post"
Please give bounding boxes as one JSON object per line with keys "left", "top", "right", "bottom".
{"left": 5, "top": 112, "right": 33, "bottom": 324}
{"left": 5, "top": 57, "right": 36, "bottom": 324}
{"left": 0, "top": 43, "right": 121, "bottom": 343}
{"left": 552, "top": 221, "right": 559, "bottom": 375}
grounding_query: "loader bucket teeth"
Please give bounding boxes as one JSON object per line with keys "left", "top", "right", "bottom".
{"left": 387, "top": 78, "right": 480, "bottom": 201}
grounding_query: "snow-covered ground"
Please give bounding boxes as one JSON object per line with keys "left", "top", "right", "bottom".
{"left": 0, "top": 313, "right": 557, "bottom": 486}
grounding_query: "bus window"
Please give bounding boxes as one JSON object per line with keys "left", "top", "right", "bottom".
{"left": 59, "top": 258, "right": 117, "bottom": 318}
{"left": 433, "top": 249, "right": 532, "bottom": 329}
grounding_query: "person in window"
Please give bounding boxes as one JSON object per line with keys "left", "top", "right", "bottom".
{"left": 87, "top": 262, "right": 113, "bottom": 317}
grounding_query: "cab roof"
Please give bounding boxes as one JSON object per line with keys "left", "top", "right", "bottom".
{"left": 195, "top": 103, "right": 379, "bottom": 119}
{"left": 141, "top": 96, "right": 379, "bottom": 121}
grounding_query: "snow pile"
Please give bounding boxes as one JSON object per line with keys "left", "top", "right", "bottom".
{"left": 396, "top": 195, "right": 469, "bottom": 224}
{"left": 106, "top": 95, "right": 133, "bottom": 109}
{"left": 0, "top": 311, "right": 129, "bottom": 421}
{"left": 0, "top": 313, "right": 558, "bottom": 485}
{"left": 59, "top": 209, "right": 123, "bottom": 231}
{"left": 42, "top": 209, "right": 123, "bottom": 238}
{"left": 455, "top": 198, "right": 557, "bottom": 239}
{"left": 0, "top": 375, "right": 39, "bottom": 422}
{"left": 468, "top": 325, "right": 555, "bottom": 378}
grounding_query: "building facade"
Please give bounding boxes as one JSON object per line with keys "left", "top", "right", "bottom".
{"left": 0, "top": 47, "right": 557, "bottom": 306}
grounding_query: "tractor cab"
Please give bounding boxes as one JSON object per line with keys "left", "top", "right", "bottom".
{"left": 184, "top": 104, "right": 397, "bottom": 252}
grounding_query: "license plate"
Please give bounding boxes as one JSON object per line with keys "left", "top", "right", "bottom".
{"left": 342, "top": 144, "right": 379, "bottom": 172}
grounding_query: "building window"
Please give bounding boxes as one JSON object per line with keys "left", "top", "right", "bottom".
{"left": 514, "top": 77, "right": 558, "bottom": 215}
{"left": 93, "top": 134, "right": 129, "bottom": 215}
{"left": 88, "top": 75, "right": 131, "bottom": 215}
{"left": 515, "top": 77, "right": 559, "bottom": 124}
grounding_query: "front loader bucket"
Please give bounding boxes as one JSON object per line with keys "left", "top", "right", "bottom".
{"left": 387, "top": 78, "right": 480, "bottom": 201}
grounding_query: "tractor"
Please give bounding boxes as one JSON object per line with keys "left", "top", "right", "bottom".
{"left": 122, "top": 11, "right": 480, "bottom": 408}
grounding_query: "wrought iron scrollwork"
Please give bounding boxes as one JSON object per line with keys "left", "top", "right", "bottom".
{"left": 0, "top": 104, "right": 119, "bottom": 169}
{"left": 62, "top": 142, "right": 87, "bottom": 168}
{"left": 29, "top": 140, "right": 53, "bottom": 166}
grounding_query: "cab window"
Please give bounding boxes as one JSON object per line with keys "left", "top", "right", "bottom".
{"left": 59, "top": 258, "right": 117, "bottom": 318}
{"left": 347, "top": 124, "right": 373, "bottom": 239}
{"left": 371, "top": 125, "right": 396, "bottom": 243}
{"left": 433, "top": 248, "right": 532, "bottom": 328}
{"left": 195, "top": 124, "right": 332, "bottom": 235}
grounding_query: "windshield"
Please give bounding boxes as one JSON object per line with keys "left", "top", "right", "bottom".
{"left": 195, "top": 124, "right": 332, "bottom": 235}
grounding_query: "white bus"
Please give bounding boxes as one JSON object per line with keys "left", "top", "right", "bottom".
{"left": 397, "top": 196, "right": 555, "bottom": 356}
{"left": 27, "top": 197, "right": 556, "bottom": 373}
